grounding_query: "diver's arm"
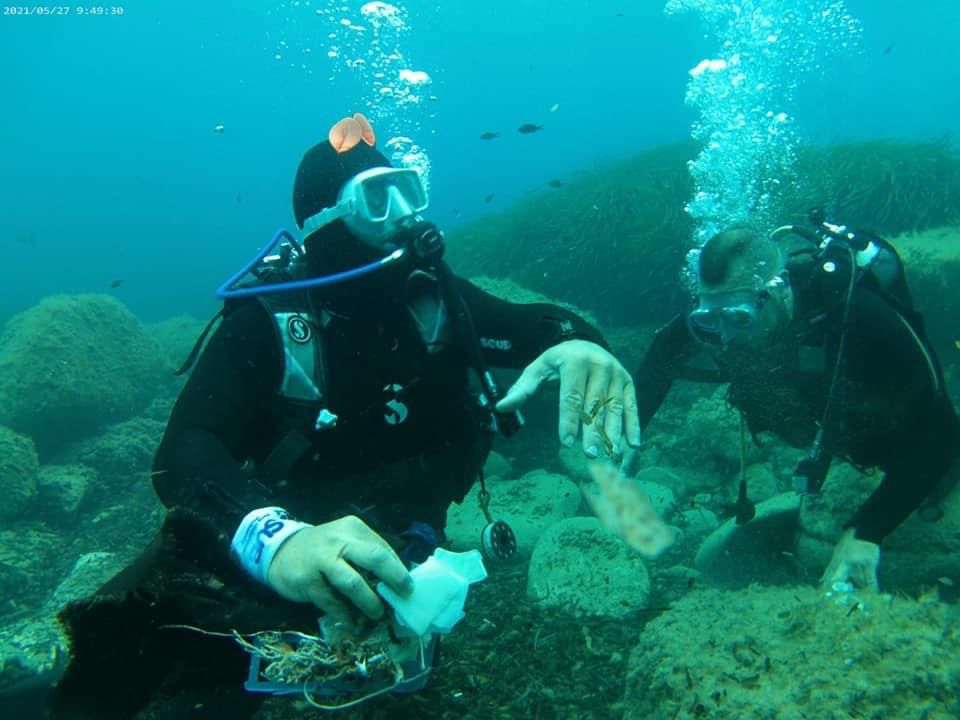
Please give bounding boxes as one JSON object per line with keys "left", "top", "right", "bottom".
{"left": 847, "top": 398, "right": 959, "bottom": 544}
{"left": 451, "top": 276, "right": 608, "bottom": 369}
{"left": 633, "top": 313, "right": 695, "bottom": 428}
{"left": 843, "top": 290, "right": 960, "bottom": 543}
{"left": 152, "top": 301, "right": 282, "bottom": 541}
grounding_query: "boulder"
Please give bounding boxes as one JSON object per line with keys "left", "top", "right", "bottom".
{"left": 0, "top": 294, "right": 164, "bottom": 456}
{"left": 634, "top": 467, "right": 679, "bottom": 517}
{"left": 482, "top": 450, "right": 513, "bottom": 480}
{"left": 56, "top": 417, "right": 165, "bottom": 498}
{"left": 0, "top": 552, "right": 127, "bottom": 698}
{"left": 36, "top": 464, "right": 96, "bottom": 519}
{"left": 624, "top": 585, "right": 960, "bottom": 719}
{"left": 0, "top": 425, "right": 39, "bottom": 521}
{"left": 527, "top": 517, "right": 651, "bottom": 618}
{"left": 694, "top": 492, "right": 802, "bottom": 587}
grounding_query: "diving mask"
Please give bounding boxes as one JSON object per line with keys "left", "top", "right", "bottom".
{"left": 301, "top": 167, "right": 429, "bottom": 247}
{"left": 688, "top": 290, "right": 764, "bottom": 346}
{"left": 688, "top": 273, "right": 792, "bottom": 347}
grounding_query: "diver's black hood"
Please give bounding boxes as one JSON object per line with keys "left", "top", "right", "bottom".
{"left": 293, "top": 139, "right": 400, "bottom": 312}
{"left": 293, "top": 140, "right": 393, "bottom": 229}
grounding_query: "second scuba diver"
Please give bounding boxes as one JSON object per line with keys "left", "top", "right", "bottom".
{"left": 633, "top": 217, "right": 960, "bottom": 591}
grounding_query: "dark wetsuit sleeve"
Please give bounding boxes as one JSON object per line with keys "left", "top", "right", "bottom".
{"left": 152, "top": 301, "right": 282, "bottom": 542}
{"left": 842, "top": 290, "right": 960, "bottom": 544}
{"left": 453, "top": 276, "right": 608, "bottom": 369}
{"left": 848, "top": 401, "right": 959, "bottom": 543}
{"left": 633, "top": 313, "right": 696, "bottom": 428}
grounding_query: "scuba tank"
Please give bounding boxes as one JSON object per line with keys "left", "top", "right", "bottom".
{"left": 770, "top": 208, "right": 912, "bottom": 313}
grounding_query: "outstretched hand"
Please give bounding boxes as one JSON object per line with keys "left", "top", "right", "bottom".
{"left": 495, "top": 340, "right": 641, "bottom": 460}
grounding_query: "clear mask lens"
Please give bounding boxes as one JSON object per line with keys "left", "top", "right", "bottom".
{"left": 357, "top": 169, "right": 427, "bottom": 221}
{"left": 688, "top": 294, "right": 761, "bottom": 345}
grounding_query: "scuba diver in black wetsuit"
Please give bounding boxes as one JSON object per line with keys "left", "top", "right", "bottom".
{"left": 46, "top": 120, "right": 641, "bottom": 719}
{"left": 633, "top": 215, "right": 959, "bottom": 591}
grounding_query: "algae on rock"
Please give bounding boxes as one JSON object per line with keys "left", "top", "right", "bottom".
{"left": 625, "top": 585, "right": 960, "bottom": 720}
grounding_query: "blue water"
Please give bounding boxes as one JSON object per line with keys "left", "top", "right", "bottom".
{"left": 0, "top": 0, "right": 957, "bottom": 322}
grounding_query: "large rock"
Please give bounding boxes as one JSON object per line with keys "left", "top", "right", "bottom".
{"left": 56, "top": 417, "right": 165, "bottom": 498}
{"left": 624, "top": 585, "right": 960, "bottom": 720}
{"left": 482, "top": 450, "right": 513, "bottom": 480}
{"left": 36, "top": 464, "right": 96, "bottom": 520}
{"left": 733, "top": 463, "right": 781, "bottom": 504}
{"left": 446, "top": 470, "right": 581, "bottom": 557}
{"left": 634, "top": 467, "right": 679, "bottom": 517}
{"left": 527, "top": 517, "right": 651, "bottom": 618}
{"left": 0, "top": 526, "right": 68, "bottom": 615}
{"left": 694, "top": 492, "right": 802, "bottom": 587}
{"left": 0, "top": 294, "right": 164, "bottom": 456}
{"left": 557, "top": 446, "right": 590, "bottom": 483}
{"left": 0, "top": 425, "right": 39, "bottom": 521}
{"left": 669, "top": 387, "right": 760, "bottom": 479}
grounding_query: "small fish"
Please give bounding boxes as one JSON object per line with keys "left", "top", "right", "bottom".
{"left": 483, "top": 193, "right": 495, "bottom": 204}
{"left": 213, "top": 124, "right": 225, "bottom": 134}
{"left": 517, "top": 123, "right": 543, "bottom": 134}
{"left": 479, "top": 131, "right": 498, "bottom": 141}
{"left": 109, "top": 279, "right": 123, "bottom": 289}
{"left": 235, "top": 192, "right": 242, "bottom": 204}
{"left": 452, "top": 208, "right": 460, "bottom": 217}
{"left": 883, "top": 44, "right": 894, "bottom": 55}
{"left": 16, "top": 232, "right": 37, "bottom": 247}
{"left": 547, "top": 179, "right": 564, "bottom": 188}
{"left": 938, "top": 576, "right": 955, "bottom": 587}
{"left": 549, "top": 103, "right": 560, "bottom": 113}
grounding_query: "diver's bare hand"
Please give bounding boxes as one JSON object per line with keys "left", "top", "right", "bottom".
{"left": 495, "top": 339, "right": 641, "bottom": 459}
{"left": 821, "top": 528, "right": 880, "bottom": 591}
{"left": 267, "top": 515, "right": 413, "bottom": 621}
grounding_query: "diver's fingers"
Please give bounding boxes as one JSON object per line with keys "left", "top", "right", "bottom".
{"left": 353, "top": 112, "right": 376, "bottom": 146}
{"left": 304, "top": 575, "right": 354, "bottom": 623}
{"left": 341, "top": 538, "right": 413, "bottom": 597}
{"left": 496, "top": 355, "right": 557, "bottom": 413}
{"left": 602, "top": 378, "right": 628, "bottom": 457}
{"left": 557, "top": 358, "right": 589, "bottom": 448}
{"left": 621, "top": 378, "right": 643, "bottom": 448}
{"left": 581, "top": 364, "right": 613, "bottom": 457}
{"left": 324, "top": 558, "right": 384, "bottom": 620}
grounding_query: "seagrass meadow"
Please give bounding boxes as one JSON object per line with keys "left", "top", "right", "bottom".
{"left": 445, "top": 138, "right": 960, "bottom": 329}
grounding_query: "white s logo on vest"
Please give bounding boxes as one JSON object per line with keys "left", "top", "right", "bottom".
{"left": 383, "top": 383, "right": 409, "bottom": 425}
